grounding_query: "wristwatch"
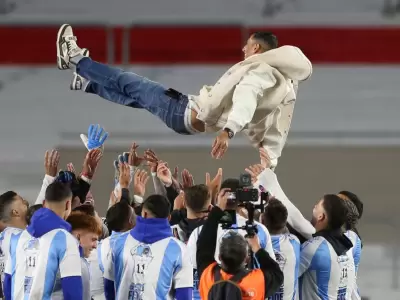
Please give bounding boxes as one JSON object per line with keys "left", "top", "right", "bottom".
{"left": 223, "top": 128, "right": 235, "bottom": 139}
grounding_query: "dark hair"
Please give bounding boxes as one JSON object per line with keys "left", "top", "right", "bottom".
{"left": 45, "top": 182, "right": 72, "bottom": 203}
{"left": 338, "top": 191, "right": 363, "bottom": 219}
{"left": 0, "top": 191, "right": 18, "bottom": 221}
{"left": 219, "top": 231, "right": 248, "bottom": 274}
{"left": 143, "top": 194, "right": 170, "bottom": 219}
{"left": 73, "top": 204, "right": 95, "bottom": 217}
{"left": 106, "top": 202, "right": 135, "bottom": 232}
{"left": 322, "top": 194, "right": 347, "bottom": 230}
{"left": 251, "top": 32, "right": 278, "bottom": 50}
{"left": 184, "top": 184, "right": 210, "bottom": 213}
{"left": 221, "top": 179, "right": 240, "bottom": 209}
{"left": 263, "top": 199, "right": 288, "bottom": 232}
{"left": 26, "top": 204, "right": 43, "bottom": 225}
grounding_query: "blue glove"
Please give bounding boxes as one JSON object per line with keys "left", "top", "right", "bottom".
{"left": 86, "top": 124, "right": 109, "bottom": 151}
{"left": 55, "top": 171, "right": 74, "bottom": 184}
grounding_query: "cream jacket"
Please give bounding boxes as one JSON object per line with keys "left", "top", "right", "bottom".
{"left": 190, "top": 46, "right": 312, "bottom": 165}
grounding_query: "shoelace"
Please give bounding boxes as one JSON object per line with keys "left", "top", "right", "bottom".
{"left": 64, "top": 35, "right": 78, "bottom": 55}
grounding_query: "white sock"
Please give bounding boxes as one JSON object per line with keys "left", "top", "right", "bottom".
{"left": 69, "top": 54, "right": 85, "bottom": 71}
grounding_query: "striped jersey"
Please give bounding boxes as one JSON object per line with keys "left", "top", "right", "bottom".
{"left": 108, "top": 232, "right": 193, "bottom": 300}
{"left": 268, "top": 234, "right": 300, "bottom": 300}
{"left": 5, "top": 228, "right": 82, "bottom": 299}
{"left": 187, "top": 214, "right": 276, "bottom": 300}
{"left": 299, "top": 236, "right": 355, "bottom": 300}
{"left": 345, "top": 230, "right": 362, "bottom": 300}
{"left": 0, "top": 227, "right": 23, "bottom": 288}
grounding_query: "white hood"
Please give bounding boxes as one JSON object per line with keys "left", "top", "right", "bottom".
{"left": 247, "top": 45, "right": 313, "bottom": 81}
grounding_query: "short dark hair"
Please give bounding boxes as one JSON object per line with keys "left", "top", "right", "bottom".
{"left": 263, "top": 199, "right": 288, "bottom": 232}
{"left": 26, "top": 204, "right": 43, "bottom": 225}
{"left": 0, "top": 191, "right": 17, "bottom": 221}
{"left": 322, "top": 194, "right": 347, "bottom": 230}
{"left": 73, "top": 204, "right": 95, "bottom": 217}
{"left": 251, "top": 32, "right": 278, "bottom": 50}
{"left": 219, "top": 231, "right": 248, "bottom": 274}
{"left": 106, "top": 202, "right": 134, "bottom": 232}
{"left": 184, "top": 184, "right": 210, "bottom": 213}
{"left": 143, "top": 194, "right": 170, "bottom": 219}
{"left": 45, "top": 182, "right": 72, "bottom": 203}
{"left": 338, "top": 191, "right": 363, "bottom": 219}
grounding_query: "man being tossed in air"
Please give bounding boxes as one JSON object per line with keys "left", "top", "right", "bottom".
{"left": 57, "top": 24, "right": 312, "bottom": 166}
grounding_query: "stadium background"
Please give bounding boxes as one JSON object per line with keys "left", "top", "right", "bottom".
{"left": 1, "top": 0, "right": 400, "bottom": 298}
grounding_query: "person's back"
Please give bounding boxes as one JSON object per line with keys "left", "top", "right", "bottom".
{"left": 0, "top": 191, "right": 28, "bottom": 291}
{"left": 344, "top": 230, "right": 362, "bottom": 300}
{"left": 4, "top": 182, "right": 83, "bottom": 300}
{"left": 299, "top": 235, "right": 355, "bottom": 300}
{"left": 107, "top": 195, "right": 193, "bottom": 300}
{"left": 269, "top": 234, "right": 300, "bottom": 300}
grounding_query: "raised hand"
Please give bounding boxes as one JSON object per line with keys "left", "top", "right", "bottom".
{"left": 157, "top": 161, "right": 173, "bottom": 186}
{"left": 181, "top": 169, "right": 194, "bottom": 189}
{"left": 119, "top": 162, "right": 131, "bottom": 189}
{"left": 206, "top": 168, "right": 223, "bottom": 203}
{"left": 133, "top": 169, "right": 150, "bottom": 197}
{"left": 128, "top": 142, "right": 145, "bottom": 167}
{"left": 83, "top": 124, "right": 109, "bottom": 151}
{"left": 82, "top": 149, "right": 103, "bottom": 179}
{"left": 144, "top": 149, "right": 159, "bottom": 173}
{"left": 245, "top": 164, "right": 266, "bottom": 184}
{"left": 44, "top": 150, "right": 60, "bottom": 177}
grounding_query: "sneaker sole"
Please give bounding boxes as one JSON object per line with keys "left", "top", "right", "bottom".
{"left": 57, "top": 24, "right": 71, "bottom": 70}
{"left": 70, "top": 74, "right": 78, "bottom": 90}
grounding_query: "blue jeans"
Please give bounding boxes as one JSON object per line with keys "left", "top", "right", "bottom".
{"left": 76, "top": 58, "right": 191, "bottom": 134}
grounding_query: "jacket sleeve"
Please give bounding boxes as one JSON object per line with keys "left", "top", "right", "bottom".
{"left": 35, "top": 175, "right": 55, "bottom": 204}
{"left": 255, "top": 169, "right": 315, "bottom": 240}
{"left": 61, "top": 277, "right": 83, "bottom": 300}
{"left": 119, "top": 188, "right": 131, "bottom": 205}
{"left": 151, "top": 173, "right": 168, "bottom": 197}
{"left": 255, "top": 248, "right": 284, "bottom": 297}
{"left": 196, "top": 206, "right": 224, "bottom": 278}
{"left": 59, "top": 234, "right": 83, "bottom": 300}
{"left": 224, "top": 67, "right": 276, "bottom": 134}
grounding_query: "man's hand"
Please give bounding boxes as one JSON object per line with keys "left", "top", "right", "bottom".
{"left": 211, "top": 131, "right": 230, "bottom": 159}
{"left": 119, "top": 162, "right": 131, "bottom": 189}
{"left": 133, "top": 169, "right": 149, "bottom": 197}
{"left": 44, "top": 150, "right": 60, "bottom": 177}
{"left": 206, "top": 168, "right": 223, "bottom": 203}
{"left": 128, "top": 142, "right": 145, "bottom": 167}
{"left": 216, "top": 188, "right": 230, "bottom": 211}
{"left": 173, "top": 191, "right": 185, "bottom": 210}
{"left": 181, "top": 169, "right": 194, "bottom": 189}
{"left": 82, "top": 149, "right": 103, "bottom": 179}
{"left": 157, "top": 162, "right": 173, "bottom": 186}
{"left": 259, "top": 147, "right": 271, "bottom": 169}
{"left": 245, "top": 164, "right": 265, "bottom": 184}
{"left": 144, "top": 149, "right": 159, "bottom": 173}
{"left": 246, "top": 235, "right": 261, "bottom": 253}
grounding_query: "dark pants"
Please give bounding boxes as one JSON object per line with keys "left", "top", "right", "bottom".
{"left": 76, "top": 58, "right": 191, "bottom": 134}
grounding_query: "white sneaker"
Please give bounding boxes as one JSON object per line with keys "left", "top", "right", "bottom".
{"left": 70, "top": 48, "right": 89, "bottom": 90}
{"left": 56, "top": 24, "right": 85, "bottom": 70}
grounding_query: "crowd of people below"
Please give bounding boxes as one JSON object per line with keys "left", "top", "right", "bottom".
{"left": 0, "top": 125, "right": 363, "bottom": 300}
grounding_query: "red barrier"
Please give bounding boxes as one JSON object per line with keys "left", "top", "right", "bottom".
{"left": 0, "top": 25, "right": 399, "bottom": 64}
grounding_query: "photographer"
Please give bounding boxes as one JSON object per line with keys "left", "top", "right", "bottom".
{"left": 196, "top": 189, "right": 283, "bottom": 299}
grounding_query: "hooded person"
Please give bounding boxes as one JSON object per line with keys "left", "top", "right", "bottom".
{"left": 57, "top": 25, "right": 312, "bottom": 165}
{"left": 103, "top": 194, "right": 193, "bottom": 300}
{"left": 3, "top": 182, "right": 83, "bottom": 300}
